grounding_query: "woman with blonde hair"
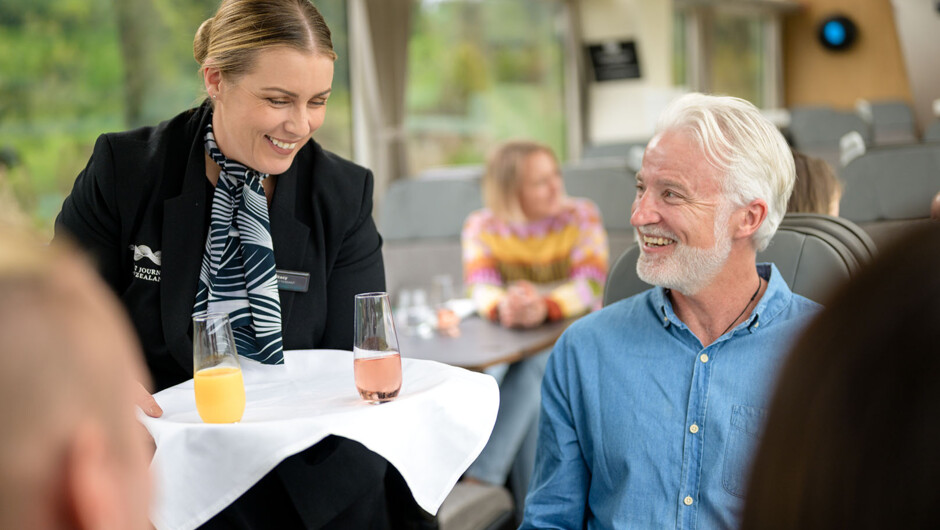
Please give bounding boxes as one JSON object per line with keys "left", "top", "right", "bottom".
{"left": 464, "top": 141, "right": 609, "bottom": 327}
{"left": 55, "top": 0, "right": 394, "bottom": 526}
{"left": 460, "top": 140, "right": 608, "bottom": 504}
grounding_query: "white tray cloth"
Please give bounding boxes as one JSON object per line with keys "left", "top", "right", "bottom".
{"left": 139, "top": 349, "right": 499, "bottom": 530}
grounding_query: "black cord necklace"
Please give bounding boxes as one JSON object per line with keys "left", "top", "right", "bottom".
{"left": 720, "top": 276, "right": 762, "bottom": 337}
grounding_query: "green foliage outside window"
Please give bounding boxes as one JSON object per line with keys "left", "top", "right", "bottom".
{"left": 0, "top": 0, "right": 567, "bottom": 234}
{"left": 405, "top": 0, "right": 568, "bottom": 174}
{"left": 0, "top": 0, "right": 350, "bottom": 237}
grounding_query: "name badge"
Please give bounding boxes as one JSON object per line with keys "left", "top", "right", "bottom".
{"left": 276, "top": 269, "right": 310, "bottom": 293}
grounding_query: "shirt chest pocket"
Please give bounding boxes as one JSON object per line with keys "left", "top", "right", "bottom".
{"left": 721, "top": 404, "right": 767, "bottom": 498}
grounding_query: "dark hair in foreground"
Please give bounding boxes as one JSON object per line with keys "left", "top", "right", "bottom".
{"left": 741, "top": 222, "right": 940, "bottom": 529}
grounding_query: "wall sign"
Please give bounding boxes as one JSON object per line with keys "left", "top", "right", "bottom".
{"left": 587, "top": 41, "right": 641, "bottom": 82}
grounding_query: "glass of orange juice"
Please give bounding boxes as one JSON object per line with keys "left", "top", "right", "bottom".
{"left": 192, "top": 312, "right": 245, "bottom": 423}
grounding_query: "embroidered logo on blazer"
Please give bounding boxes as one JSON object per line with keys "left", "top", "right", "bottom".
{"left": 129, "top": 244, "right": 161, "bottom": 283}
{"left": 130, "top": 244, "right": 162, "bottom": 266}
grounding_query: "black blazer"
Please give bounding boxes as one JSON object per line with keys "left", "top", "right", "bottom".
{"left": 55, "top": 102, "right": 385, "bottom": 389}
{"left": 55, "top": 103, "right": 391, "bottom": 528}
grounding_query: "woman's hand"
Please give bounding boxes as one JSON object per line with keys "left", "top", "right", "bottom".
{"left": 135, "top": 381, "right": 163, "bottom": 418}
{"left": 498, "top": 281, "right": 548, "bottom": 328}
{"left": 134, "top": 382, "right": 161, "bottom": 460}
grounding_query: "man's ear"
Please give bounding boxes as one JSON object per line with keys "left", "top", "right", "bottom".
{"left": 734, "top": 198, "right": 768, "bottom": 241}
{"left": 64, "top": 421, "right": 120, "bottom": 530}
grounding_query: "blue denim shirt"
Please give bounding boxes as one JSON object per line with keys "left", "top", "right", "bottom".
{"left": 521, "top": 263, "right": 821, "bottom": 529}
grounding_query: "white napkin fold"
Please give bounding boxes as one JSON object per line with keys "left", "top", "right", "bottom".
{"left": 139, "top": 349, "right": 499, "bottom": 530}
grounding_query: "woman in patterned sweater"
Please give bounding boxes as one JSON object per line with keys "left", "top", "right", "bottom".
{"left": 460, "top": 140, "right": 609, "bottom": 497}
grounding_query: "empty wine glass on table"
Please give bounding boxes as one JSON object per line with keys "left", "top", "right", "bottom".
{"left": 192, "top": 312, "right": 245, "bottom": 423}
{"left": 410, "top": 288, "right": 435, "bottom": 338}
{"left": 354, "top": 292, "right": 402, "bottom": 404}
{"left": 395, "top": 287, "right": 433, "bottom": 338}
{"left": 430, "top": 274, "right": 460, "bottom": 337}
{"left": 430, "top": 275, "right": 455, "bottom": 309}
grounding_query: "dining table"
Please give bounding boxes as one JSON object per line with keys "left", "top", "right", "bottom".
{"left": 139, "top": 349, "right": 499, "bottom": 530}
{"left": 397, "top": 313, "right": 577, "bottom": 371}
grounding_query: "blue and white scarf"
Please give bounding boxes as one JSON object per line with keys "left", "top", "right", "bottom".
{"left": 193, "top": 122, "right": 284, "bottom": 364}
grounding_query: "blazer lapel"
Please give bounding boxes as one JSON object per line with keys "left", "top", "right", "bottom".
{"left": 160, "top": 117, "right": 211, "bottom": 371}
{"left": 270, "top": 163, "right": 310, "bottom": 327}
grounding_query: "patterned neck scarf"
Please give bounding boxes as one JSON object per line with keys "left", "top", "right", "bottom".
{"left": 193, "top": 122, "right": 284, "bottom": 364}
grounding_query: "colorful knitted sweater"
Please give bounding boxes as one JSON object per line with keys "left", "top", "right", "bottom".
{"left": 461, "top": 198, "right": 609, "bottom": 322}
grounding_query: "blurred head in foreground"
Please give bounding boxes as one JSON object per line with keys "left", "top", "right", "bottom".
{"left": 741, "top": 222, "right": 940, "bottom": 530}
{"left": 0, "top": 228, "right": 151, "bottom": 529}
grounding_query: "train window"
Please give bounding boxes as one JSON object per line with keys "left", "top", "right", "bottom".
{"left": 674, "top": 5, "right": 788, "bottom": 109}
{"left": 405, "top": 0, "right": 568, "bottom": 174}
{"left": 708, "top": 12, "right": 767, "bottom": 108}
{"left": 313, "top": 0, "right": 353, "bottom": 158}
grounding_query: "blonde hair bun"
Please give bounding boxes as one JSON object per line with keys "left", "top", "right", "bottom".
{"left": 193, "top": 17, "right": 215, "bottom": 65}
{"left": 192, "top": 0, "right": 336, "bottom": 80}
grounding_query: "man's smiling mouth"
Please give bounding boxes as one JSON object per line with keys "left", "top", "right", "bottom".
{"left": 642, "top": 235, "right": 676, "bottom": 247}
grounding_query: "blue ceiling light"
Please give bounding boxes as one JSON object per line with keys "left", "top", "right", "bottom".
{"left": 818, "top": 15, "right": 858, "bottom": 51}
{"left": 823, "top": 20, "right": 847, "bottom": 45}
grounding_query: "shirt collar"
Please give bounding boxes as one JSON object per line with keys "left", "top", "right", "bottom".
{"left": 652, "top": 262, "right": 793, "bottom": 336}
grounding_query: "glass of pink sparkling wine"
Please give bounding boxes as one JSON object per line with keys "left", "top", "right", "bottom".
{"left": 353, "top": 292, "right": 402, "bottom": 403}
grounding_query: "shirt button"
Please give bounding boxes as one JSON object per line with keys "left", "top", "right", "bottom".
{"left": 754, "top": 321, "right": 760, "bottom": 328}
{"left": 684, "top": 496, "right": 693, "bottom": 506}
{"left": 689, "top": 423, "right": 699, "bottom": 434}
{"left": 700, "top": 353, "right": 709, "bottom": 363}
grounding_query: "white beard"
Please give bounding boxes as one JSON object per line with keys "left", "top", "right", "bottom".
{"left": 635, "top": 206, "right": 733, "bottom": 295}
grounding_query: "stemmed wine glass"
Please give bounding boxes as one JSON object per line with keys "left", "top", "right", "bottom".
{"left": 353, "top": 292, "right": 402, "bottom": 404}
